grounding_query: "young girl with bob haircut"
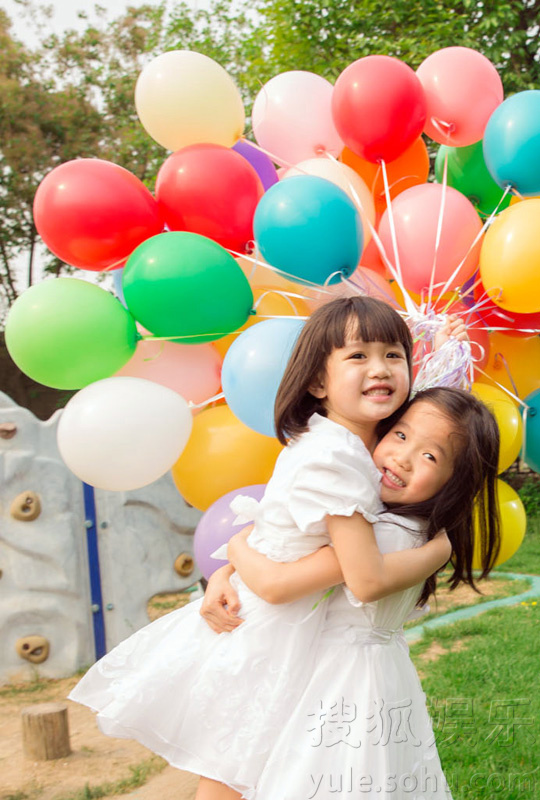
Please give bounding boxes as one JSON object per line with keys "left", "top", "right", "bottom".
{"left": 69, "top": 297, "right": 500, "bottom": 800}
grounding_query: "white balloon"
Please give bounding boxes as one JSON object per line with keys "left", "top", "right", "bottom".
{"left": 57, "top": 377, "right": 193, "bottom": 491}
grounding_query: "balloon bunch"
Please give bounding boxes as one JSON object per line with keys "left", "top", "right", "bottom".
{"left": 6, "top": 46, "right": 538, "bottom": 573}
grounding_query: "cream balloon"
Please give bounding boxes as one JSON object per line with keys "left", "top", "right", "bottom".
{"left": 57, "top": 377, "right": 193, "bottom": 491}
{"left": 135, "top": 51, "right": 245, "bottom": 151}
{"left": 284, "top": 159, "right": 375, "bottom": 245}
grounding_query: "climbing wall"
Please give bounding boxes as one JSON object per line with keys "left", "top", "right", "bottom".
{"left": 0, "top": 391, "right": 202, "bottom": 684}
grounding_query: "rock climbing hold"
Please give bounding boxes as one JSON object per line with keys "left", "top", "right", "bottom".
{"left": 16, "top": 635, "right": 50, "bottom": 664}
{"left": 10, "top": 491, "right": 42, "bottom": 522}
{"left": 174, "top": 552, "right": 195, "bottom": 577}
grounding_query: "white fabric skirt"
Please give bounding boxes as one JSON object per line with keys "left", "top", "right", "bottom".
{"left": 69, "top": 574, "right": 326, "bottom": 796}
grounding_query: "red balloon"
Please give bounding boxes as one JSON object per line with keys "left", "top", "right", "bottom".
{"left": 33, "top": 159, "right": 164, "bottom": 271}
{"left": 473, "top": 280, "right": 540, "bottom": 339}
{"left": 332, "top": 56, "right": 427, "bottom": 163}
{"left": 155, "top": 144, "right": 264, "bottom": 252}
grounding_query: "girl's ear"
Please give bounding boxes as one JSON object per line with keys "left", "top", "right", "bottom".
{"left": 308, "top": 375, "right": 326, "bottom": 399}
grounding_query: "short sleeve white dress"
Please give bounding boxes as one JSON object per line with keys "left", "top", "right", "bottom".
{"left": 68, "top": 413, "right": 384, "bottom": 795}
{"left": 249, "top": 514, "right": 454, "bottom": 800}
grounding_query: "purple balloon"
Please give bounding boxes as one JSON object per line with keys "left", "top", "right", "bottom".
{"left": 194, "top": 484, "right": 266, "bottom": 579}
{"left": 233, "top": 140, "right": 279, "bottom": 191}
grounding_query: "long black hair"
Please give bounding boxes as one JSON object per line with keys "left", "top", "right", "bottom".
{"left": 380, "top": 387, "right": 501, "bottom": 606}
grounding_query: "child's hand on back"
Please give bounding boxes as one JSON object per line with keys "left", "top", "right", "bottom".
{"left": 200, "top": 565, "right": 244, "bottom": 633}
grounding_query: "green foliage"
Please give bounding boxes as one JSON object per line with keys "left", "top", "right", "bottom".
{"left": 253, "top": 0, "right": 540, "bottom": 92}
{"left": 50, "top": 756, "right": 166, "bottom": 800}
{"left": 517, "top": 478, "right": 540, "bottom": 517}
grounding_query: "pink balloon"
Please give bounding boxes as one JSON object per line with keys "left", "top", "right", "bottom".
{"left": 252, "top": 71, "right": 344, "bottom": 166}
{"left": 416, "top": 47, "right": 503, "bottom": 146}
{"left": 378, "top": 184, "right": 483, "bottom": 296}
{"left": 116, "top": 339, "right": 222, "bottom": 407}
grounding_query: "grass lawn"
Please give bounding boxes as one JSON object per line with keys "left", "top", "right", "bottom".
{"left": 407, "top": 515, "right": 540, "bottom": 799}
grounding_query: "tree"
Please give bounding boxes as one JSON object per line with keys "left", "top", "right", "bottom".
{"left": 253, "top": 0, "right": 540, "bottom": 92}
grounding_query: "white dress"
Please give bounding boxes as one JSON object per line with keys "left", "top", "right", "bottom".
{"left": 68, "top": 414, "right": 384, "bottom": 795}
{"left": 249, "top": 515, "right": 453, "bottom": 800}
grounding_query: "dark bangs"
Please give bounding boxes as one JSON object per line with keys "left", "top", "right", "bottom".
{"left": 274, "top": 296, "right": 413, "bottom": 444}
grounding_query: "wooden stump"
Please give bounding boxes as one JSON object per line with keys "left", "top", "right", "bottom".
{"left": 21, "top": 702, "right": 71, "bottom": 760}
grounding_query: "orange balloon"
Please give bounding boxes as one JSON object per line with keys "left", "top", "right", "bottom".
{"left": 476, "top": 331, "right": 540, "bottom": 403}
{"left": 213, "top": 285, "right": 310, "bottom": 358}
{"left": 342, "top": 137, "right": 430, "bottom": 215}
{"left": 172, "top": 404, "right": 283, "bottom": 510}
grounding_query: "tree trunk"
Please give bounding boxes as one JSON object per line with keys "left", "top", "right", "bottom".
{"left": 21, "top": 702, "right": 71, "bottom": 760}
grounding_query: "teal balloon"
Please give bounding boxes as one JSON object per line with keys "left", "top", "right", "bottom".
{"left": 253, "top": 176, "right": 363, "bottom": 285}
{"left": 435, "top": 141, "right": 511, "bottom": 217}
{"left": 222, "top": 318, "right": 304, "bottom": 436}
{"left": 483, "top": 90, "right": 540, "bottom": 196}
{"left": 122, "top": 232, "right": 254, "bottom": 343}
{"left": 523, "top": 389, "right": 540, "bottom": 474}
{"left": 5, "top": 278, "right": 138, "bottom": 389}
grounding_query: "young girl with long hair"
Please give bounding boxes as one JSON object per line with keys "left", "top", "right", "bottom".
{"left": 208, "top": 386, "right": 500, "bottom": 799}
{"left": 69, "top": 297, "right": 499, "bottom": 800}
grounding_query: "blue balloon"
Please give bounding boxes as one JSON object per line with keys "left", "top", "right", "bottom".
{"left": 222, "top": 318, "right": 305, "bottom": 437}
{"left": 483, "top": 91, "right": 540, "bottom": 196}
{"left": 254, "top": 175, "right": 363, "bottom": 285}
{"left": 523, "top": 389, "right": 540, "bottom": 473}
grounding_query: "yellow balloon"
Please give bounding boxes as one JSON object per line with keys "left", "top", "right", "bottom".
{"left": 476, "top": 332, "right": 540, "bottom": 404}
{"left": 172, "top": 405, "right": 283, "bottom": 510}
{"left": 509, "top": 194, "right": 540, "bottom": 205}
{"left": 471, "top": 383, "right": 523, "bottom": 473}
{"left": 473, "top": 479, "right": 526, "bottom": 568}
{"left": 479, "top": 199, "right": 540, "bottom": 313}
{"left": 212, "top": 285, "right": 310, "bottom": 358}
{"left": 135, "top": 51, "right": 245, "bottom": 151}
{"left": 283, "top": 158, "right": 375, "bottom": 245}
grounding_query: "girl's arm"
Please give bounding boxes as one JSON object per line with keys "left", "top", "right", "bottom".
{"left": 326, "top": 512, "right": 450, "bottom": 603}
{"left": 228, "top": 524, "right": 451, "bottom": 604}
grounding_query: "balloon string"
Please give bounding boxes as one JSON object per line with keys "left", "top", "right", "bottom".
{"left": 323, "top": 152, "right": 418, "bottom": 316}
{"left": 188, "top": 392, "right": 225, "bottom": 409}
{"left": 434, "top": 184, "right": 512, "bottom": 304}
{"left": 474, "top": 365, "right": 530, "bottom": 411}
{"left": 226, "top": 246, "right": 336, "bottom": 295}
{"left": 427, "top": 151, "right": 448, "bottom": 309}
{"left": 253, "top": 289, "right": 310, "bottom": 314}
{"left": 343, "top": 273, "right": 402, "bottom": 310}
{"left": 380, "top": 159, "right": 402, "bottom": 283}
{"left": 239, "top": 136, "right": 300, "bottom": 170}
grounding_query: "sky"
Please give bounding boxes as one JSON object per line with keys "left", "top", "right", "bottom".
{"left": 3, "top": 0, "right": 165, "bottom": 45}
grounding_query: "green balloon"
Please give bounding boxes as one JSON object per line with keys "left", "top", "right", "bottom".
{"left": 435, "top": 141, "right": 511, "bottom": 218}
{"left": 122, "top": 232, "right": 254, "bottom": 343}
{"left": 5, "top": 278, "right": 138, "bottom": 389}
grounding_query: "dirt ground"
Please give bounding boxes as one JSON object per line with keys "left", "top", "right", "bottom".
{"left": 0, "top": 577, "right": 526, "bottom": 800}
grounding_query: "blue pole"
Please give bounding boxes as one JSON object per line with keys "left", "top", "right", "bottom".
{"left": 82, "top": 482, "right": 107, "bottom": 660}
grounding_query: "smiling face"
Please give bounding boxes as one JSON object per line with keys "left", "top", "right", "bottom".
{"left": 373, "top": 401, "right": 459, "bottom": 505}
{"left": 309, "top": 334, "right": 410, "bottom": 446}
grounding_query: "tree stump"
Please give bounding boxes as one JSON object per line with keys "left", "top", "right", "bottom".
{"left": 21, "top": 702, "right": 71, "bottom": 760}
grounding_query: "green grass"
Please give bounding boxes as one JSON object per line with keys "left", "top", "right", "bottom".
{"left": 51, "top": 756, "right": 166, "bottom": 800}
{"left": 404, "top": 574, "right": 531, "bottom": 629}
{"left": 410, "top": 604, "right": 540, "bottom": 799}
{"left": 495, "top": 514, "right": 540, "bottom": 576}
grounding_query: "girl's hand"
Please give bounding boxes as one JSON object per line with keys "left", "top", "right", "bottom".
{"left": 199, "top": 564, "right": 244, "bottom": 633}
{"left": 434, "top": 314, "right": 468, "bottom": 350}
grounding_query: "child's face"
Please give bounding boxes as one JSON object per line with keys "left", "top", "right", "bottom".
{"left": 373, "top": 401, "right": 457, "bottom": 505}
{"left": 309, "top": 335, "right": 410, "bottom": 442}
